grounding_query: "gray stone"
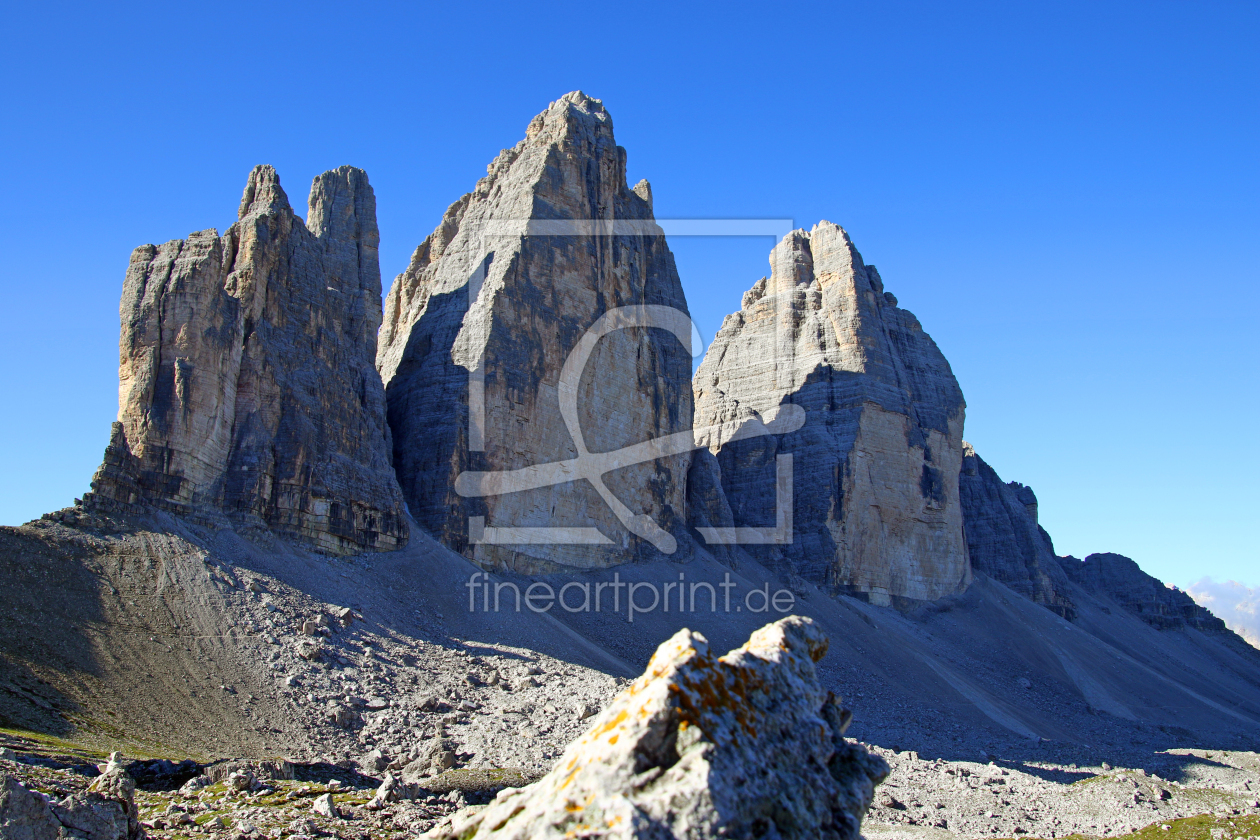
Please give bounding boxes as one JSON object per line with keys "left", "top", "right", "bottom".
{"left": 422, "top": 616, "right": 888, "bottom": 839}
{"left": 377, "top": 91, "right": 693, "bottom": 572}
{"left": 84, "top": 165, "right": 406, "bottom": 555}
{"left": 959, "top": 443, "right": 1075, "bottom": 618}
{"left": 1058, "top": 552, "right": 1227, "bottom": 631}
{"left": 1, "top": 774, "right": 70, "bottom": 840}
{"left": 362, "top": 748, "right": 389, "bottom": 773}
{"left": 693, "top": 223, "right": 970, "bottom": 605}
{"left": 311, "top": 793, "right": 339, "bottom": 818}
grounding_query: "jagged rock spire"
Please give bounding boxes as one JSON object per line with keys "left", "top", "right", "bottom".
{"left": 377, "top": 92, "right": 693, "bottom": 571}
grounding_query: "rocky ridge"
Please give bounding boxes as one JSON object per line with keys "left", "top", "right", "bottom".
{"left": 84, "top": 165, "right": 405, "bottom": 556}
{"left": 1059, "top": 553, "right": 1226, "bottom": 632}
{"left": 5, "top": 88, "right": 1260, "bottom": 840}
{"left": 959, "top": 443, "right": 1075, "bottom": 619}
{"left": 693, "top": 222, "right": 971, "bottom": 606}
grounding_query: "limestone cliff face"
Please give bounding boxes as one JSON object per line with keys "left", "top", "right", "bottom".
{"left": 1058, "top": 553, "right": 1226, "bottom": 631}
{"left": 377, "top": 92, "right": 693, "bottom": 571}
{"left": 958, "top": 444, "right": 1074, "bottom": 618}
{"left": 692, "top": 223, "right": 970, "bottom": 605}
{"left": 86, "top": 165, "right": 406, "bottom": 555}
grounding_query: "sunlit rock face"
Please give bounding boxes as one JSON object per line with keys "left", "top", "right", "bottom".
{"left": 87, "top": 165, "right": 407, "bottom": 555}
{"left": 693, "top": 223, "right": 971, "bottom": 605}
{"left": 377, "top": 92, "right": 694, "bottom": 572}
{"left": 422, "top": 616, "right": 889, "bottom": 840}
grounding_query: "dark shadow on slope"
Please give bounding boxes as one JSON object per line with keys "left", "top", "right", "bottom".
{"left": 0, "top": 524, "right": 101, "bottom": 739}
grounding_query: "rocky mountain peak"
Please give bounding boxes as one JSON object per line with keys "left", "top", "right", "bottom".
{"left": 86, "top": 165, "right": 406, "bottom": 555}
{"left": 237, "top": 164, "right": 291, "bottom": 219}
{"left": 378, "top": 94, "right": 690, "bottom": 571}
{"left": 694, "top": 224, "right": 969, "bottom": 604}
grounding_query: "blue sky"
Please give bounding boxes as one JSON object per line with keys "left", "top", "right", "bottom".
{"left": 1, "top": 1, "right": 1256, "bottom": 589}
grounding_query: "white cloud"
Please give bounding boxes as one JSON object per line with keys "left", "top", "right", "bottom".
{"left": 1187, "top": 577, "right": 1260, "bottom": 650}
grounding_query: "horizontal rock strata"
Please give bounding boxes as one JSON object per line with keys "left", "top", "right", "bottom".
{"left": 85, "top": 165, "right": 405, "bottom": 555}
{"left": 693, "top": 223, "right": 971, "bottom": 605}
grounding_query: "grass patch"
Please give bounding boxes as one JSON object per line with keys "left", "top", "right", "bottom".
{"left": 1001, "top": 812, "right": 1260, "bottom": 840}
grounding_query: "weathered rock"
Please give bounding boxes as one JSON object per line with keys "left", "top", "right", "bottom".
{"left": 84, "top": 165, "right": 406, "bottom": 555}
{"left": 362, "top": 748, "right": 389, "bottom": 774}
{"left": 311, "top": 793, "right": 340, "bottom": 819}
{"left": 959, "top": 443, "right": 1075, "bottom": 618}
{"left": 1058, "top": 553, "right": 1227, "bottom": 631}
{"left": 366, "top": 773, "right": 402, "bottom": 809}
{"left": 5, "top": 763, "right": 146, "bottom": 840}
{"left": 422, "top": 616, "right": 888, "bottom": 840}
{"left": 693, "top": 223, "right": 970, "bottom": 605}
{"left": 1, "top": 773, "right": 71, "bottom": 840}
{"left": 377, "top": 91, "right": 693, "bottom": 572}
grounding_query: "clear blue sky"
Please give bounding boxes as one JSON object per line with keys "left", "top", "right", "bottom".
{"left": 1, "top": 1, "right": 1255, "bottom": 589}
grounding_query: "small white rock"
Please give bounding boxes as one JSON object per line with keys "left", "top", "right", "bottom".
{"left": 312, "top": 792, "right": 340, "bottom": 818}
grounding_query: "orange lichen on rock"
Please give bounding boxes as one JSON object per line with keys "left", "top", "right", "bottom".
{"left": 421, "top": 616, "right": 888, "bottom": 840}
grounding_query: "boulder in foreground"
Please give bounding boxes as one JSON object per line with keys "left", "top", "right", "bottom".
{"left": 424, "top": 615, "right": 888, "bottom": 840}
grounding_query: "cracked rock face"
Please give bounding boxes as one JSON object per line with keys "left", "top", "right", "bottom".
{"left": 423, "top": 616, "right": 888, "bottom": 840}
{"left": 959, "top": 443, "right": 1075, "bottom": 618}
{"left": 86, "top": 165, "right": 406, "bottom": 555}
{"left": 377, "top": 91, "right": 693, "bottom": 571}
{"left": 692, "top": 223, "right": 970, "bottom": 605}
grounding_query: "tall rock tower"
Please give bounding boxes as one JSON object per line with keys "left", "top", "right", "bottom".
{"left": 86, "top": 165, "right": 407, "bottom": 555}
{"left": 378, "top": 92, "right": 694, "bottom": 572}
{"left": 692, "top": 223, "right": 970, "bottom": 605}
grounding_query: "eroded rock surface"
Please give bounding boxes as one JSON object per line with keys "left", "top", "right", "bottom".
{"left": 85, "top": 165, "right": 405, "bottom": 555}
{"left": 0, "top": 764, "right": 142, "bottom": 840}
{"left": 959, "top": 442, "right": 1075, "bottom": 618}
{"left": 423, "top": 616, "right": 888, "bottom": 840}
{"left": 693, "top": 223, "right": 970, "bottom": 605}
{"left": 377, "top": 91, "right": 692, "bottom": 571}
{"left": 1059, "top": 552, "right": 1226, "bottom": 631}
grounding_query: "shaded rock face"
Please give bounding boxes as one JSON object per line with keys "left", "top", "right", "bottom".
{"left": 692, "top": 223, "right": 970, "bottom": 605}
{"left": 378, "top": 92, "right": 693, "bottom": 572}
{"left": 423, "top": 616, "right": 888, "bottom": 840}
{"left": 1058, "top": 553, "right": 1227, "bottom": 632}
{"left": 86, "top": 165, "right": 406, "bottom": 555}
{"left": 959, "top": 443, "right": 1075, "bottom": 619}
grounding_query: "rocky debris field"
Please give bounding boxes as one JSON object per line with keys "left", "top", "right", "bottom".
{"left": 3, "top": 513, "right": 628, "bottom": 769}
{"left": 5, "top": 515, "right": 1260, "bottom": 839}
{"left": 862, "top": 747, "right": 1260, "bottom": 840}
{"left": 3, "top": 734, "right": 1258, "bottom": 840}
{"left": 0, "top": 735, "right": 538, "bottom": 839}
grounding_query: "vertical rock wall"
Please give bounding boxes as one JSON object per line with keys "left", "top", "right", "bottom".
{"left": 692, "top": 223, "right": 970, "bottom": 605}
{"left": 86, "top": 165, "right": 406, "bottom": 555}
{"left": 377, "top": 92, "right": 693, "bottom": 571}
